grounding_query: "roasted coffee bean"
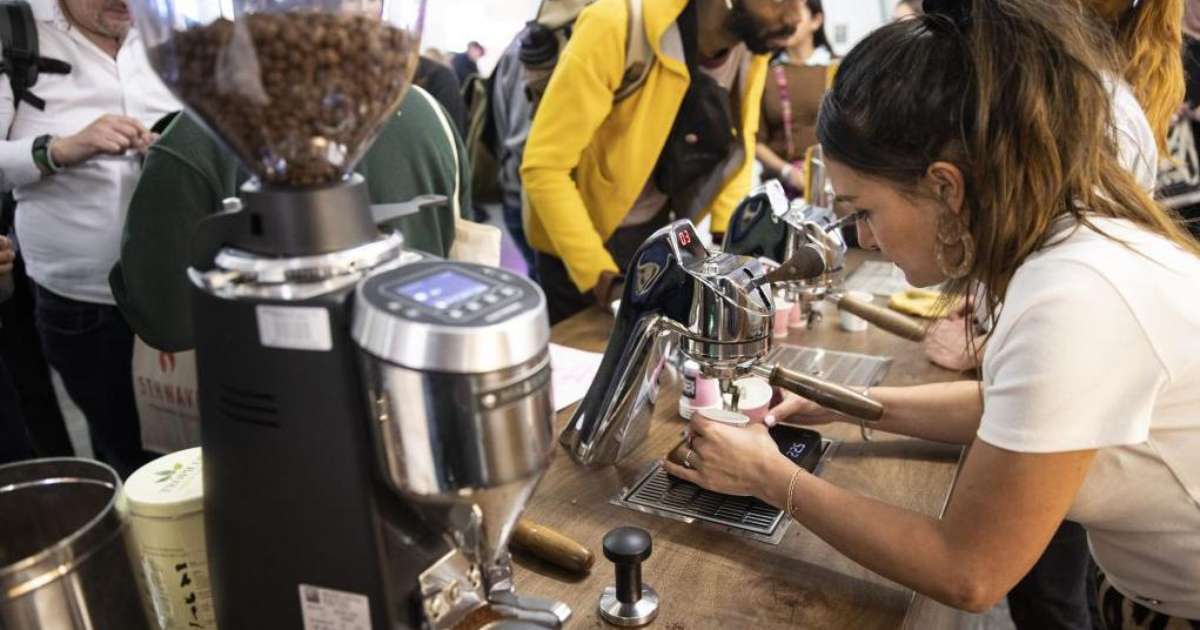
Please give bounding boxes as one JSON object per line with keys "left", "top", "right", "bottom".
{"left": 151, "top": 13, "right": 416, "bottom": 187}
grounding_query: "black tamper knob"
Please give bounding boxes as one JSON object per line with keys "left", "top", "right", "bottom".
{"left": 599, "top": 527, "right": 658, "bottom": 626}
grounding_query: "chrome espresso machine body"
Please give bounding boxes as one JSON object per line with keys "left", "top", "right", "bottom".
{"left": 723, "top": 180, "right": 849, "bottom": 329}
{"left": 560, "top": 221, "right": 775, "bottom": 466}
{"left": 561, "top": 216, "right": 886, "bottom": 467}
{"left": 725, "top": 180, "right": 929, "bottom": 343}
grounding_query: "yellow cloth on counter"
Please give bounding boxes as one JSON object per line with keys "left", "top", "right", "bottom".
{"left": 889, "top": 289, "right": 964, "bottom": 319}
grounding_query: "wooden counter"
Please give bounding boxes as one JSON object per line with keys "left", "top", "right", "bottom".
{"left": 514, "top": 255, "right": 969, "bottom": 629}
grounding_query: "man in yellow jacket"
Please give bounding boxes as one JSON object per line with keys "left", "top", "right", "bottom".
{"left": 522, "top": 0, "right": 803, "bottom": 323}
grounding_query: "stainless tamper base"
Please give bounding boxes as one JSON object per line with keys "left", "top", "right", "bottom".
{"left": 599, "top": 585, "right": 659, "bottom": 627}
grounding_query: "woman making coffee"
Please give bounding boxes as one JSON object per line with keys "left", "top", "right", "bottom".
{"left": 663, "top": 1, "right": 1200, "bottom": 627}
{"left": 756, "top": 0, "right": 834, "bottom": 197}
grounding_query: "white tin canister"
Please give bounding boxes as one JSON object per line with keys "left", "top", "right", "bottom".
{"left": 123, "top": 447, "right": 215, "bottom": 629}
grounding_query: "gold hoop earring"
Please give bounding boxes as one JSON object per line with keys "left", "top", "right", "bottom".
{"left": 935, "top": 210, "right": 975, "bottom": 279}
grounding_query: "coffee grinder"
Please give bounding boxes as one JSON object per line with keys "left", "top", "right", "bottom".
{"left": 130, "top": 2, "right": 567, "bottom": 627}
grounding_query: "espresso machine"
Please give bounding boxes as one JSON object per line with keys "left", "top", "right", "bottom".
{"left": 560, "top": 220, "right": 883, "bottom": 466}
{"left": 725, "top": 178, "right": 928, "bottom": 341}
{"left": 131, "top": 2, "right": 567, "bottom": 627}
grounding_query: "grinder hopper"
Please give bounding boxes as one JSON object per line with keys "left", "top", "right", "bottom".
{"left": 130, "top": 0, "right": 424, "bottom": 188}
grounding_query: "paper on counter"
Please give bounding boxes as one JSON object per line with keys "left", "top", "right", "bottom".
{"left": 549, "top": 343, "right": 604, "bottom": 412}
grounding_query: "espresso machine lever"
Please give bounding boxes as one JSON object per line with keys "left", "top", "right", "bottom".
{"left": 750, "top": 364, "right": 883, "bottom": 421}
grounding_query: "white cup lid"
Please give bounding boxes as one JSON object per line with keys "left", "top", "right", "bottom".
{"left": 123, "top": 447, "right": 204, "bottom": 518}
{"left": 695, "top": 408, "right": 751, "bottom": 427}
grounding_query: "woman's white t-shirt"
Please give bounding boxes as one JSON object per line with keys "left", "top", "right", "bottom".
{"left": 977, "top": 218, "right": 1200, "bottom": 618}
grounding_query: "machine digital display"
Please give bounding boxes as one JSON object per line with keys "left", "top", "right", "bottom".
{"left": 674, "top": 225, "right": 708, "bottom": 260}
{"left": 391, "top": 270, "right": 489, "bottom": 309}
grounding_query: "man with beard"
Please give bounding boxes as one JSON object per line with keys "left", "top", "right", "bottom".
{"left": 0, "top": 0, "right": 178, "bottom": 477}
{"left": 522, "top": 0, "right": 803, "bottom": 324}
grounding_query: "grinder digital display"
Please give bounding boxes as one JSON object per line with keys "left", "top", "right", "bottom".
{"left": 391, "top": 270, "right": 488, "bottom": 309}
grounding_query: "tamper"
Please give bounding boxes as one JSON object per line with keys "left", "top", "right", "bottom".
{"left": 598, "top": 527, "right": 659, "bottom": 626}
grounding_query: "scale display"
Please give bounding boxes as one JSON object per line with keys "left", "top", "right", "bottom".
{"left": 391, "top": 270, "right": 489, "bottom": 309}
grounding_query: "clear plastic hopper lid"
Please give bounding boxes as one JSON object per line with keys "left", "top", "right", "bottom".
{"left": 131, "top": 1, "right": 426, "bottom": 188}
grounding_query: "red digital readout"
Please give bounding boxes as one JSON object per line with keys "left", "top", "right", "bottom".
{"left": 677, "top": 229, "right": 692, "bottom": 247}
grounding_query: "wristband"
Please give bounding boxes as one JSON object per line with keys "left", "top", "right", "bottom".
{"left": 32, "top": 135, "right": 59, "bottom": 176}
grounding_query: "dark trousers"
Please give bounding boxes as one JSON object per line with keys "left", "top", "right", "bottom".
{"left": 33, "top": 284, "right": 148, "bottom": 478}
{"left": 0, "top": 357, "right": 34, "bottom": 464}
{"left": 502, "top": 200, "right": 538, "bottom": 278}
{"left": 536, "top": 210, "right": 673, "bottom": 325}
{"left": 0, "top": 255, "right": 73, "bottom": 457}
{"left": 1008, "top": 520, "right": 1101, "bottom": 630}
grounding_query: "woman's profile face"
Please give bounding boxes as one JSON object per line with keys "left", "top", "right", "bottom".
{"left": 785, "top": 5, "right": 822, "bottom": 50}
{"left": 825, "top": 158, "right": 950, "bottom": 288}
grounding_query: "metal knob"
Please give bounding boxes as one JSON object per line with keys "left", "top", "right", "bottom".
{"left": 599, "top": 527, "right": 659, "bottom": 627}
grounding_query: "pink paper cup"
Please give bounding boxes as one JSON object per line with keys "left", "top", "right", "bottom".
{"left": 789, "top": 301, "right": 806, "bottom": 329}
{"left": 773, "top": 297, "right": 793, "bottom": 338}
{"left": 730, "top": 377, "right": 773, "bottom": 423}
{"left": 692, "top": 375, "right": 722, "bottom": 408}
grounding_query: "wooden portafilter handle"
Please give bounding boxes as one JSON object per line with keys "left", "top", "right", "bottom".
{"left": 830, "top": 293, "right": 927, "bottom": 342}
{"left": 752, "top": 364, "right": 884, "bottom": 421}
{"left": 510, "top": 519, "right": 595, "bottom": 574}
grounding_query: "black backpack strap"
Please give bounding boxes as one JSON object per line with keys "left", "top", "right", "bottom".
{"left": 0, "top": 1, "right": 71, "bottom": 112}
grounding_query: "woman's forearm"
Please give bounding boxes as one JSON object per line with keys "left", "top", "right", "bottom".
{"left": 758, "top": 456, "right": 989, "bottom": 612}
{"left": 754, "top": 437, "right": 1095, "bottom": 613}
{"left": 864, "top": 380, "right": 984, "bottom": 444}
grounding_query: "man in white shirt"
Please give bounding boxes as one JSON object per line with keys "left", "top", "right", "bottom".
{"left": 0, "top": 0, "right": 178, "bottom": 477}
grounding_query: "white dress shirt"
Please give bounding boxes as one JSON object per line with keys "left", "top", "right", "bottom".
{"left": 0, "top": 0, "right": 178, "bottom": 304}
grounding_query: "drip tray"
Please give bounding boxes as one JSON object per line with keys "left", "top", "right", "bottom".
{"left": 764, "top": 344, "right": 891, "bottom": 389}
{"left": 611, "top": 439, "right": 835, "bottom": 545}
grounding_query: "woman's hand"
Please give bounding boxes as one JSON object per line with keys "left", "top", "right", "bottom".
{"left": 923, "top": 315, "right": 979, "bottom": 371}
{"left": 764, "top": 389, "right": 843, "bottom": 428}
{"left": 662, "top": 412, "right": 792, "bottom": 498}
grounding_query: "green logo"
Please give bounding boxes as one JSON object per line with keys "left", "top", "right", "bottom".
{"left": 154, "top": 462, "right": 184, "bottom": 484}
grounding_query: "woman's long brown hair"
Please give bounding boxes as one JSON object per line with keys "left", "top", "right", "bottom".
{"left": 1089, "top": 0, "right": 1185, "bottom": 151}
{"left": 817, "top": 0, "right": 1200, "bottom": 335}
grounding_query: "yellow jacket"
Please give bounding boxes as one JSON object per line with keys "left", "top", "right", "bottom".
{"left": 521, "top": 0, "right": 769, "bottom": 292}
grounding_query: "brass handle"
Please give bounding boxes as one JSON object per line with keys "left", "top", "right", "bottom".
{"left": 756, "top": 365, "right": 884, "bottom": 421}
{"left": 833, "top": 294, "right": 927, "bottom": 342}
{"left": 511, "top": 519, "right": 595, "bottom": 574}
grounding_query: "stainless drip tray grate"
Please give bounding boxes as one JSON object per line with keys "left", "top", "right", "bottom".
{"left": 612, "top": 439, "right": 834, "bottom": 545}
{"left": 628, "top": 468, "right": 784, "bottom": 533}
{"left": 764, "top": 344, "right": 891, "bottom": 389}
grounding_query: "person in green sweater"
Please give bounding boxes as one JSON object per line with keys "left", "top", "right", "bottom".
{"left": 110, "top": 85, "right": 471, "bottom": 352}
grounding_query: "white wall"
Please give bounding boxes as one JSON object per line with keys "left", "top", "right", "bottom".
{"left": 418, "top": 0, "right": 890, "bottom": 74}
{"left": 420, "top": 0, "right": 542, "bottom": 74}
{"left": 822, "top": 0, "right": 888, "bottom": 56}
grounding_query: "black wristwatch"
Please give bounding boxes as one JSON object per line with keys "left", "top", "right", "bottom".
{"left": 31, "top": 134, "right": 60, "bottom": 176}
